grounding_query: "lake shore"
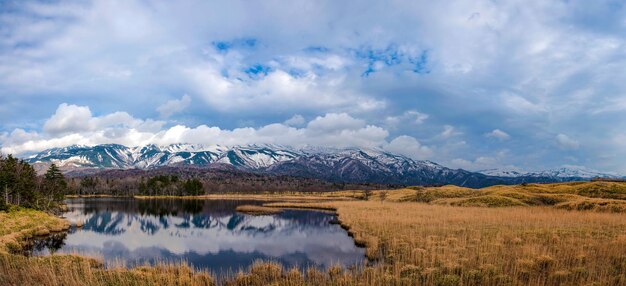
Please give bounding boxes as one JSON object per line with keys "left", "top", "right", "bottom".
{"left": 134, "top": 193, "right": 356, "bottom": 201}
{"left": 0, "top": 207, "right": 70, "bottom": 254}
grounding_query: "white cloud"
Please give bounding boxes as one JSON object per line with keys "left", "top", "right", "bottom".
{"left": 450, "top": 156, "right": 500, "bottom": 171}
{"left": 156, "top": 94, "right": 191, "bottom": 118}
{"left": 440, "top": 125, "right": 461, "bottom": 139}
{"left": 307, "top": 113, "right": 365, "bottom": 133}
{"left": 447, "top": 148, "right": 516, "bottom": 171}
{"left": 283, "top": 114, "right": 305, "bottom": 127}
{"left": 184, "top": 65, "right": 385, "bottom": 113}
{"left": 556, "top": 134, "right": 580, "bottom": 150}
{"left": 2, "top": 1, "right": 626, "bottom": 173}
{"left": 0, "top": 129, "right": 40, "bottom": 146}
{"left": 0, "top": 105, "right": 401, "bottom": 155}
{"left": 501, "top": 93, "right": 547, "bottom": 114}
{"left": 485, "top": 129, "right": 510, "bottom": 140}
{"left": 384, "top": 135, "right": 432, "bottom": 159}
{"left": 43, "top": 103, "right": 94, "bottom": 135}
{"left": 42, "top": 103, "right": 165, "bottom": 137}
{"left": 385, "top": 110, "right": 429, "bottom": 127}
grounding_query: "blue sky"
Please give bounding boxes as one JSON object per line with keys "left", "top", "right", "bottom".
{"left": 1, "top": 0, "right": 625, "bottom": 174}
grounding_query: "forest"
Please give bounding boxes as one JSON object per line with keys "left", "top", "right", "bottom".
{"left": 2, "top": 153, "right": 395, "bottom": 202}
{"left": 0, "top": 154, "right": 66, "bottom": 211}
{"left": 63, "top": 166, "right": 395, "bottom": 196}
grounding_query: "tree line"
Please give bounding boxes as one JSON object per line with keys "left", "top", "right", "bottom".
{"left": 138, "top": 175, "right": 204, "bottom": 196}
{"left": 2, "top": 153, "right": 396, "bottom": 209}
{"left": 0, "top": 154, "right": 66, "bottom": 211}
{"left": 66, "top": 167, "right": 391, "bottom": 196}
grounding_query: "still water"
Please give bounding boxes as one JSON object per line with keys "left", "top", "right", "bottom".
{"left": 30, "top": 198, "right": 365, "bottom": 273}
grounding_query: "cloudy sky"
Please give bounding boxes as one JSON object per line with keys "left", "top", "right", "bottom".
{"left": 1, "top": 0, "right": 625, "bottom": 173}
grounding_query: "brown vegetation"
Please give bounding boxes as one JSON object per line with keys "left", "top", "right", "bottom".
{"left": 333, "top": 181, "right": 626, "bottom": 212}
{"left": 0, "top": 207, "right": 69, "bottom": 254}
{"left": 0, "top": 254, "right": 215, "bottom": 286}
{"left": 235, "top": 205, "right": 282, "bottom": 215}
{"left": 259, "top": 200, "right": 626, "bottom": 285}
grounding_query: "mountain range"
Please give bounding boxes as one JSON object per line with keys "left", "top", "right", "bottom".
{"left": 25, "top": 144, "right": 622, "bottom": 188}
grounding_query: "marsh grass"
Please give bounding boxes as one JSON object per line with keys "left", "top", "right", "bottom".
{"left": 334, "top": 181, "right": 626, "bottom": 212}
{"left": 0, "top": 253, "right": 215, "bottom": 286}
{"left": 263, "top": 201, "right": 626, "bottom": 285}
{"left": 235, "top": 205, "right": 282, "bottom": 215}
{"left": 0, "top": 206, "right": 70, "bottom": 254}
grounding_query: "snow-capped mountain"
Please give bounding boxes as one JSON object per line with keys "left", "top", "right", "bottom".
{"left": 478, "top": 168, "right": 527, "bottom": 178}
{"left": 525, "top": 166, "right": 619, "bottom": 179}
{"left": 26, "top": 143, "right": 499, "bottom": 187}
{"left": 26, "top": 144, "right": 621, "bottom": 188}
{"left": 479, "top": 166, "right": 619, "bottom": 180}
{"left": 27, "top": 144, "right": 300, "bottom": 170}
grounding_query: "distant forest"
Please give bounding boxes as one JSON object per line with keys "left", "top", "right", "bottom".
{"left": 2, "top": 153, "right": 398, "bottom": 201}
{"left": 65, "top": 166, "right": 398, "bottom": 196}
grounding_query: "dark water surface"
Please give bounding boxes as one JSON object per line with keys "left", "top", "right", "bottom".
{"left": 30, "top": 198, "right": 365, "bottom": 273}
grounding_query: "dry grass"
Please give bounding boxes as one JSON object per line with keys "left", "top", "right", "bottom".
{"left": 65, "top": 194, "right": 115, "bottom": 198}
{"left": 134, "top": 193, "right": 354, "bottom": 201}
{"left": 235, "top": 205, "right": 282, "bottom": 215}
{"left": 261, "top": 200, "right": 626, "bottom": 286}
{"left": 0, "top": 254, "right": 215, "bottom": 286}
{"left": 0, "top": 207, "right": 70, "bottom": 254}
{"left": 335, "top": 181, "right": 626, "bottom": 212}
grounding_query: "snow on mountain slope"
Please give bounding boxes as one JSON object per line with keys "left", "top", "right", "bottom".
{"left": 25, "top": 144, "right": 623, "bottom": 188}
{"left": 525, "top": 166, "right": 619, "bottom": 179}
{"left": 479, "top": 168, "right": 527, "bottom": 177}
{"left": 480, "top": 166, "right": 619, "bottom": 179}
{"left": 27, "top": 144, "right": 304, "bottom": 170}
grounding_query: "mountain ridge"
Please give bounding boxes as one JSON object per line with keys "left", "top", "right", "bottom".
{"left": 25, "top": 143, "right": 621, "bottom": 188}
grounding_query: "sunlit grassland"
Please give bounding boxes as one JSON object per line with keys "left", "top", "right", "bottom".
{"left": 1, "top": 181, "right": 625, "bottom": 285}
{"left": 264, "top": 200, "right": 626, "bottom": 285}
{"left": 0, "top": 207, "right": 70, "bottom": 254}
{"left": 334, "top": 181, "right": 626, "bottom": 212}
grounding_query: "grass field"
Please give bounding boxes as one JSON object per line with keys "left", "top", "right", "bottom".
{"left": 262, "top": 200, "right": 626, "bottom": 285}
{"left": 1, "top": 181, "right": 625, "bottom": 285}
{"left": 333, "top": 181, "right": 626, "bottom": 212}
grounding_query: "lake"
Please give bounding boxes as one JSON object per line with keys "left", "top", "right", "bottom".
{"left": 28, "top": 198, "right": 366, "bottom": 273}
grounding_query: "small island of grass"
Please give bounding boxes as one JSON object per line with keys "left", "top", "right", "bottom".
{"left": 235, "top": 205, "right": 282, "bottom": 215}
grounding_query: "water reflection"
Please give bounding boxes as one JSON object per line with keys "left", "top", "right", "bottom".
{"left": 32, "top": 198, "right": 365, "bottom": 273}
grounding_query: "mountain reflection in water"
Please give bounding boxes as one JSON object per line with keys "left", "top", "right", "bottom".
{"left": 32, "top": 198, "right": 366, "bottom": 273}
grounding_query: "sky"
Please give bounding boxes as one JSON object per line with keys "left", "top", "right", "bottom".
{"left": 1, "top": 0, "right": 625, "bottom": 174}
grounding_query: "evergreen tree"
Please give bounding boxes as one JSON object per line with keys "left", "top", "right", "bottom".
{"left": 0, "top": 155, "right": 64, "bottom": 211}
{"left": 42, "top": 164, "right": 66, "bottom": 208}
{"left": 0, "top": 155, "right": 18, "bottom": 206}
{"left": 81, "top": 177, "right": 97, "bottom": 194}
{"left": 183, "top": 179, "right": 203, "bottom": 196}
{"left": 14, "top": 160, "right": 37, "bottom": 208}
{"left": 0, "top": 155, "right": 5, "bottom": 210}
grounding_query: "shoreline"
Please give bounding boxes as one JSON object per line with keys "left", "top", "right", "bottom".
{"left": 133, "top": 193, "right": 356, "bottom": 201}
